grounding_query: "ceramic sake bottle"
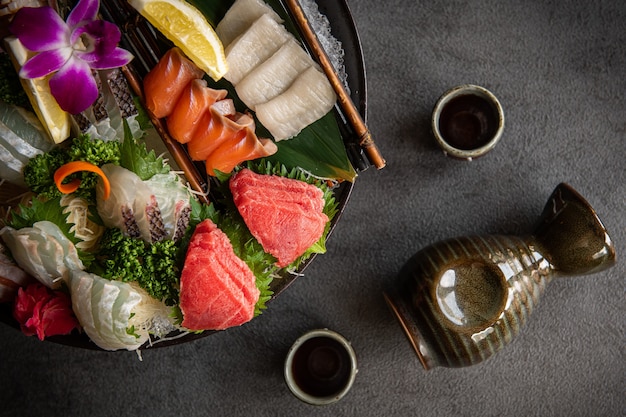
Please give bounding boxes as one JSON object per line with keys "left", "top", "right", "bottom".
{"left": 384, "top": 183, "right": 616, "bottom": 369}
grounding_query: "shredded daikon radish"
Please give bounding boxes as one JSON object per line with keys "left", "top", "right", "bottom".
{"left": 60, "top": 194, "right": 104, "bottom": 251}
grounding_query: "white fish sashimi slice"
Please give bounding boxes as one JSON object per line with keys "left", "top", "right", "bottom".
{"left": 69, "top": 270, "right": 96, "bottom": 337}
{"left": 0, "top": 101, "right": 53, "bottom": 152}
{"left": 223, "top": 13, "right": 293, "bottom": 85}
{"left": 91, "top": 275, "right": 123, "bottom": 350}
{"left": 144, "top": 173, "right": 192, "bottom": 241}
{"left": 97, "top": 164, "right": 160, "bottom": 243}
{"left": 235, "top": 39, "right": 314, "bottom": 110}
{"left": 0, "top": 142, "right": 27, "bottom": 186}
{"left": 0, "top": 121, "right": 45, "bottom": 164}
{"left": 255, "top": 66, "right": 337, "bottom": 141}
{"left": 215, "top": 0, "right": 283, "bottom": 48}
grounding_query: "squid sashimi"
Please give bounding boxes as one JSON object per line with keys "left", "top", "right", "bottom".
{"left": 69, "top": 270, "right": 178, "bottom": 351}
{"left": 235, "top": 38, "right": 314, "bottom": 110}
{"left": 0, "top": 221, "right": 84, "bottom": 289}
{"left": 143, "top": 47, "right": 205, "bottom": 118}
{"left": 186, "top": 106, "right": 251, "bottom": 161}
{"left": 205, "top": 131, "right": 278, "bottom": 177}
{"left": 215, "top": 0, "right": 283, "bottom": 48}
{"left": 96, "top": 164, "right": 166, "bottom": 243}
{"left": 144, "top": 172, "right": 192, "bottom": 242}
{"left": 223, "top": 13, "right": 293, "bottom": 85}
{"left": 166, "top": 79, "right": 228, "bottom": 144}
{"left": 255, "top": 65, "right": 337, "bottom": 141}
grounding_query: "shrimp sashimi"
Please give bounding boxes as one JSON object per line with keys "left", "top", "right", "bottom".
{"left": 166, "top": 79, "right": 228, "bottom": 144}
{"left": 143, "top": 47, "right": 205, "bottom": 118}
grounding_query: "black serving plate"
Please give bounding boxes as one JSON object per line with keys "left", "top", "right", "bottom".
{"left": 0, "top": 0, "right": 368, "bottom": 350}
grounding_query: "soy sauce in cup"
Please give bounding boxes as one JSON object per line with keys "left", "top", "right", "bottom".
{"left": 284, "top": 329, "right": 357, "bottom": 405}
{"left": 432, "top": 84, "right": 504, "bottom": 160}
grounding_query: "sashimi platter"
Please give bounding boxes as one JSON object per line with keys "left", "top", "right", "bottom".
{"left": 0, "top": 0, "right": 382, "bottom": 351}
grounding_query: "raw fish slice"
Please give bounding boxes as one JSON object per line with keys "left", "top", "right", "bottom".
{"left": 166, "top": 79, "right": 227, "bottom": 144}
{"left": 0, "top": 142, "right": 27, "bottom": 186}
{"left": 0, "top": 221, "right": 84, "bottom": 289}
{"left": 0, "top": 120, "right": 43, "bottom": 165}
{"left": 69, "top": 270, "right": 156, "bottom": 351}
{"left": 255, "top": 65, "right": 337, "bottom": 140}
{"left": 229, "top": 168, "right": 325, "bottom": 212}
{"left": 144, "top": 172, "right": 192, "bottom": 241}
{"left": 0, "top": 248, "right": 35, "bottom": 303}
{"left": 223, "top": 13, "right": 293, "bottom": 85}
{"left": 186, "top": 107, "right": 253, "bottom": 161}
{"left": 216, "top": 0, "right": 283, "bottom": 48}
{"left": 229, "top": 169, "right": 329, "bottom": 267}
{"left": 143, "top": 48, "right": 205, "bottom": 118}
{"left": 179, "top": 219, "right": 259, "bottom": 331}
{"left": 0, "top": 101, "right": 53, "bottom": 152}
{"left": 205, "top": 131, "right": 277, "bottom": 176}
{"left": 235, "top": 38, "right": 314, "bottom": 110}
{"left": 96, "top": 164, "right": 166, "bottom": 243}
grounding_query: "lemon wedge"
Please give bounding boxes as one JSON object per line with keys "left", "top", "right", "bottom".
{"left": 4, "top": 36, "right": 71, "bottom": 144}
{"left": 129, "top": 0, "right": 228, "bottom": 81}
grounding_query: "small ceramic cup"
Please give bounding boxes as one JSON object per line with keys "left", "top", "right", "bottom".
{"left": 284, "top": 329, "right": 358, "bottom": 405}
{"left": 431, "top": 84, "right": 504, "bottom": 160}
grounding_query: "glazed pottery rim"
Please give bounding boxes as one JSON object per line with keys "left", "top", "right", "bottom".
{"left": 431, "top": 84, "right": 505, "bottom": 160}
{"left": 283, "top": 328, "right": 358, "bottom": 405}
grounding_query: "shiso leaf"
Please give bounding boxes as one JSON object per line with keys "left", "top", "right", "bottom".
{"left": 119, "top": 131, "right": 170, "bottom": 180}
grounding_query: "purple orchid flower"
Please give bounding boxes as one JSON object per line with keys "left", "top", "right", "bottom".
{"left": 9, "top": 0, "right": 133, "bottom": 114}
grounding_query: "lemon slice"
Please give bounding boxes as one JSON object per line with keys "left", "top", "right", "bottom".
{"left": 129, "top": 0, "right": 228, "bottom": 81}
{"left": 4, "top": 36, "right": 71, "bottom": 144}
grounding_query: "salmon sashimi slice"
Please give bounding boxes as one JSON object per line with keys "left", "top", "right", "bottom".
{"left": 166, "top": 79, "right": 228, "bottom": 144}
{"left": 143, "top": 47, "right": 205, "bottom": 118}
{"left": 186, "top": 105, "right": 248, "bottom": 161}
{"left": 205, "top": 131, "right": 277, "bottom": 176}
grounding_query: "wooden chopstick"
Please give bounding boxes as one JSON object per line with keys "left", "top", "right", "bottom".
{"left": 283, "top": 0, "right": 385, "bottom": 170}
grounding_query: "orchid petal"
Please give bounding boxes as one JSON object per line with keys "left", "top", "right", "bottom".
{"left": 9, "top": 7, "right": 69, "bottom": 51}
{"left": 78, "top": 47, "right": 134, "bottom": 70}
{"left": 66, "top": 0, "right": 99, "bottom": 29}
{"left": 20, "top": 48, "right": 73, "bottom": 78}
{"left": 49, "top": 58, "right": 98, "bottom": 114}
{"left": 71, "top": 20, "right": 120, "bottom": 56}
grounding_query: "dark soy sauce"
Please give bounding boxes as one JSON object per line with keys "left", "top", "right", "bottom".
{"left": 291, "top": 336, "right": 352, "bottom": 398}
{"left": 438, "top": 94, "right": 499, "bottom": 150}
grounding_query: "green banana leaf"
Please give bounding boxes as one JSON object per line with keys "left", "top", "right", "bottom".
{"left": 187, "top": 0, "right": 357, "bottom": 182}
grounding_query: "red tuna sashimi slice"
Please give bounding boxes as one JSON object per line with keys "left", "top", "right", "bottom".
{"left": 179, "top": 219, "right": 259, "bottom": 331}
{"left": 143, "top": 48, "right": 205, "bottom": 118}
{"left": 229, "top": 169, "right": 329, "bottom": 267}
{"left": 167, "top": 79, "right": 228, "bottom": 144}
{"left": 229, "top": 167, "right": 324, "bottom": 212}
